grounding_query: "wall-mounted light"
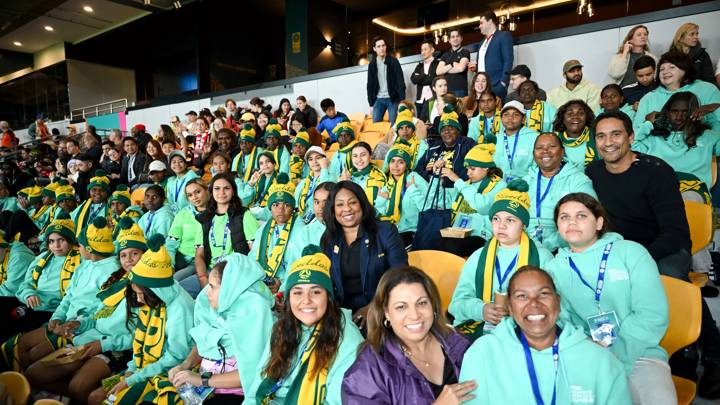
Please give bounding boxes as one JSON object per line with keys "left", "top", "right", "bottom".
{"left": 83, "top": 5, "right": 93, "bottom": 12}
{"left": 44, "top": 25, "right": 54, "bottom": 31}
{"left": 173, "top": 1, "right": 182, "bottom": 9}
{"left": 13, "top": 41, "right": 22, "bottom": 46}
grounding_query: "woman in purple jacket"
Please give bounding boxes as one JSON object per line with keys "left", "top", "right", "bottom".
{"left": 342, "top": 266, "right": 477, "bottom": 404}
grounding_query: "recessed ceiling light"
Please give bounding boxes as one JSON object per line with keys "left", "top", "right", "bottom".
{"left": 83, "top": 6, "right": 94, "bottom": 12}
{"left": 44, "top": 25, "right": 54, "bottom": 31}
{"left": 13, "top": 41, "right": 22, "bottom": 46}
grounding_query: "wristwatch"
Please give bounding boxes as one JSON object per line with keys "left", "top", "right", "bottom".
{"left": 201, "top": 371, "right": 212, "bottom": 387}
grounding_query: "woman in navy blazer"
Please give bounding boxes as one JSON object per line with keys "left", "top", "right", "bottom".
{"left": 321, "top": 181, "right": 408, "bottom": 328}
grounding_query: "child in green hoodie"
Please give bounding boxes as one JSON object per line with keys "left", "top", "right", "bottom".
{"left": 450, "top": 179, "right": 553, "bottom": 341}
{"left": 169, "top": 253, "right": 275, "bottom": 402}
{"left": 546, "top": 193, "right": 673, "bottom": 404}
{"left": 459, "top": 266, "right": 632, "bottom": 404}
{"left": 89, "top": 234, "right": 195, "bottom": 405}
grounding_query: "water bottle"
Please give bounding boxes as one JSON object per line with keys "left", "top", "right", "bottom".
{"left": 178, "top": 383, "right": 202, "bottom": 405}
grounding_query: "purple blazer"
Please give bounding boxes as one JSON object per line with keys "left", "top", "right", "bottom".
{"left": 341, "top": 331, "right": 471, "bottom": 404}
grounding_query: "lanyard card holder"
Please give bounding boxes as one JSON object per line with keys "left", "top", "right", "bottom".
{"left": 587, "top": 310, "right": 620, "bottom": 348}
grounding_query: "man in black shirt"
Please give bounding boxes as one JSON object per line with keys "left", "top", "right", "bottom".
{"left": 436, "top": 29, "right": 470, "bottom": 97}
{"left": 586, "top": 110, "right": 720, "bottom": 399}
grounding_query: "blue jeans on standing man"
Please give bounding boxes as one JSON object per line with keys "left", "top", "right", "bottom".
{"left": 372, "top": 97, "right": 399, "bottom": 123}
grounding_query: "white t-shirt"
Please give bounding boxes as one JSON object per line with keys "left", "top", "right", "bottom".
{"left": 476, "top": 34, "right": 493, "bottom": 73}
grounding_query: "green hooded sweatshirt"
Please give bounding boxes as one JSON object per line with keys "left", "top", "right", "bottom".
{"left": 74, "top": 299, "right": 132, "bottom": 352}
{"left": 523, "top": 162, "right": 597, "bottom": 251}
{"left": 165, "top": 170, "right": 199, "bottom": 214}
{"left": 190, "top": 253, "right": 274, "bottom": 392}
{"left": 249, "top": 215, "right": 306, "bottom": 283}
{"left": 450, "top": 176, "right": 507, "bottom": 238}
{"left": 459, "top": 318, "right": 632, "bottom": 404}
{"left": 138, "top": 204, "right": 174, "bottom": 239}
{"left": 374, "top": 172, "right": 430, "bottom": 234}
{"left": 15, "top": 251, "right": 75, "bottom": 312}
{"left": 125, "top": 281, "right": 195, "bottom": 387}
{"left": 0, "top": 242, "right": 36, "bottom": 297}
{"left": 493, "top": 126, "right": 540, "bottom": 181}
{"left": 50, "top": 256, "right": 119, "bottom": 323}
{"left": 546, "top": 233, "right": 669, "bottom": 372}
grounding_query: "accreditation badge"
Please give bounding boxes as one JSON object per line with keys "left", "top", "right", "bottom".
{"left": 457, "top": 214, "right": 471, "bottom": 229}
{"left": 587, "top": 311, "right": 619, "bottom": 348}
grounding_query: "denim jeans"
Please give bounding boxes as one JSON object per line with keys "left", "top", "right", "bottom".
{"left": 372, "top": 97, "right": 399, "bottom": 123}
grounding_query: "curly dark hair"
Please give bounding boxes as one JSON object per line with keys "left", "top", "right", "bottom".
{"left": 653, "top": 91, "right": 710, "bottom": 148}
{"left": 552, "top": 100, "right": 595, "bottom": 134}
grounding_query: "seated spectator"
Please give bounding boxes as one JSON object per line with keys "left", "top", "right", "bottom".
{"left": 167, "top": 179, "right": 207, "bottom": 284}
{"left": 71, "top": 153, "right": 96, "bottom": 200}
{"left": 429, "top": 94, "right": 469, "bottom": 137}
{"left": 379, "top": 106, "right": 428, "bottom": 169}
{"left": 518, "top": 80, "right": 557, "bottom": 132}
{"left": 459, "top": 266, "right": 632, "bottom": 404}
{"left": 100, "top": 145, "right": 121, "bottom": 181}
{"left": 321, "top": 181, "right": 407, "bottom": 325}
{"left": 273, "top": 98, "right": 293, "bottom": 130}
{"left": 670, "top": 23, "right": 715, "bottom": 85}
{"left": 608, "top": 25, "right": 657, "bottom": 87}
{"left": 463, "top": 72, "right": 492, "bottom": 118}
{"left": 547, "top": 60, "right": 601, "bottom": 113}
{"left": 262, "top": 120, "right": 290, "bottom": 175}
{"left": 148, "top": 160, "right": 169, "bottom": 188}
{"left": 130, "top": 124, "right": 152, "bottom": 151}
{"left": 295, "top": 146, "right": 334, "bottom": 224}
{"left": 342, "top": 266, "right": 474, "bottom": 403}
{"left": 524, "top": 133, "right": 596, "bottom": 251}
{"left": 170, "top": 254, "right": 274, "bottom": 404}
{"left": 161, "top": 138, "right": 177, "bottom": 157}
{"left": 0, "top": 121, "right": 17, "bottom": 150}
{"left": 241, "top": 151, "right": 279, "bottom": 210}
{"left": 231, "top": 124, "right": 263, "bottom": 183}
{"left": 289, "top": 129, "right": 311, "bottom": 183}
{"left": 247, "top": 246, "right": 363, "bottom": 404}
{"left": 108, "top": 184, "right": 131, "bottom": 226}
{"left": 120, "top": 136, "right": 147, "bottom": 188}
{"left": 55, "top": 182, "right": 77, "bottom": 215}
{"left": 0, "top": 182, "right": 19, "bottom": 212}
{"left": 296, "top": 182, "right": 334, "bottom": 249}
{"left": 295, "top": 96, "right": 318, "bottom": 129}
{"left": 165, "top": 150, "right": 199, "bottom": 213}
{"left": 449, "top": 180, "right": 552, "bottom": 340}
{"left": 623, "top": 56, "right": 658, "bottom": 109}
{"left": 138, "top": 184, "right": 174, "bottom": 238}
{"left": 89, "top": 236, "right": 194, "bottom": 405}
{"left": 547, "top": 193, "right": 673, "bottom": 404}
{"left": 552, "top": 100, "right": 598, "bottom": 167}
{"left": 339, "top": 142, "right": 388, "bottom": 206}
{"left": 376, "top": 143, "right": 429, "bottom": 248}
{"left": 599, "top": 83, "right": 636, "bottom": 120}
{"left": 494, "top": 101, "right": 538, "bottom": 181}
{"left": 316, "top": 98, "right": 349, "bottom": 144}
{"left": 468, "top": 90, "right": 501, "bottom": 142}
{"left": 423, "top": 76, "right": 449, "bottom": 125}
{"left": 504, "top": 64, "right": 547, "bottom": 103}
{"left": 192, "top": 117, "right": 212, "bottom": 164}
{"left": 634, "top": 51, "right": 720, "bottom": 141}
{"left": 71, "top": 170, "right": 112, "bottom": 237}
{"left": 329, "top": 120, "right": 357, "bottom": 176}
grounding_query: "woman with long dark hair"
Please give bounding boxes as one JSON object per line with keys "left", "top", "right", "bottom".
{"left": 552, "top": 100, "right": 598, "bottom": 167}
{"left": 464, "top": 71, "right": 493, "bottom": 118}
{"left": 320, "top": 181, "right": 407, "bottom": 328}
{"left": 247, "top": 246, "right": 363, "bottom": 404}
{"left": 274, "top": 98, "right": 293, "bottom": 130}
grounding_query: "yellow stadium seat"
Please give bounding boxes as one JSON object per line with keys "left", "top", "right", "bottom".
{"left": 0, "top": 371, "right": 30, "bottom": 405}
{"left": 359, "top": 131, "right": 384, "bottom": 151}
{"left": 659, "top": 276, "right": 701, "bottom": 405}
{"left": 347, "top": 112, "right": 366, "bottom": 124}
{"left": 383, "top": 110, "right": 389, "bottom": 122}
{"left": 363, "top": 116, "right": 373, "bottom": 131}
{"left": 364, "top": 121, "right": 391, "bottom": 134}
{"left": 408, "top": 250, "right": 466, "bottom": 312}
{"left": 684, "top": 200, "right": 712, "bottom": 255}
{"left": 371, "top": 160, "right": 384, "bottom": 168}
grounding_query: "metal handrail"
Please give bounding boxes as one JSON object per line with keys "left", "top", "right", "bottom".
{"left": 70, "top": 99, "right": 128, "bottom": 120}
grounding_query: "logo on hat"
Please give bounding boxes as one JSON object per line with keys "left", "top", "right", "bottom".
{"left": 299, "top": 270, "right": 312, "bottom": 280}
{"left": 509, "top": 200, "right": 520, "bottom": 209}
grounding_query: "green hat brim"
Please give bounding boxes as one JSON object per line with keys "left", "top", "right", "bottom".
{"left": 488, "top": 200, "right": 529, "bottom": 227}
{"left": 44, "top": 225, "right": 77, "bottom": 245}
{"left": 464, "top": 159, "right": 495, "bottom": 168}
{"left": 267, "top": 191, "right": 296, "bottom": 209}
{"left": 117, "top": 239, "right": 147, "bottom": 254}
{"left": 285, "top": 271, "right": 334, "bottom": 299}
{"left": 439, "top": 120, "right": 462, "bottom": 132}
{"left": 129, "top": 272, "right": 173, "bottom": 288}
{"left": 109, "top": 195, "right": 131, "bottom": 207}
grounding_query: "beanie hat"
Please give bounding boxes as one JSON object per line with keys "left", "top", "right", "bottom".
{"left": 285, "top": 245, "right": 334, "bottom": 298}
{"left": 87, "top": 169, "right": 111, "bottom": 193}
{"left": 239, "top": 123, "right": 257, "bottom": 142}
{"left": 115, "top": 216, "right": 147, "bottom": 253}
{"left": 267, "top": 173, "right": 296, "bottom": 208}
{"left": 438, "top": 105, "right": 462, "bottom": 132}
{"left": 54, "top": 180, "right": 75, "bottom": 203}
{"left": 394, "top": 108, "right": 416, "bottom": 131}
{"left": 109, "top": 184, "right": 132, "bottom": 207}
{"left": 292, "top": 129, "right": 311, "bottom": 148}
{"left": 332, "top": 119, "right": 355, "bottom": 139}
{"left": 241, "top": 112, "right": 256, "bottom": 122}
{"left": 42, "top": 181, "right": 60, "bottom": 199}
{"left": 19, "top": 182, "right": 42, "bottom": 204}
{"left": 43, "top": 211, "right": 76, "bottom": 244}
{"left": 78, "top": 216, "right": 114, "bottom": 256}
{"left": 264, "top": 119, "right": 282, "bottom": 139}
{"left": 129, "top": 234, "right": 173, "bottom": 288}
{"left": 259, "top": 150, "right": 276, "bottom": 165}
{"left": 120, "top": 205, "right": 144, "bottom": 220}
{"left": 488, "top": 179, "right": 531, "bottom": 226}
{"left": 464, "top": 144, "right": 497, "bottom": 168}
{"left": 386, "top": 142, "right": 414, "bottom": 170}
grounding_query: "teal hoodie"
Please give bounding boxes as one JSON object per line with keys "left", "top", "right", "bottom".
{"left": 380, "top": 140, "right": 429, "bottom": 171}
{"left": 138, "top": 204, "right": 174, "bottom": 238}
{"left": 523, "top": 162, "right": 597, "bottom": 251}
{"left": 0, "top": 242, "right": 35, "bottom": 297}
{"left": 634, "top": 80, "right": 720, "bottom": 141}
{"left": 450, "top": 177, "right": 507, "bottom": 238}
{"left": 546, "top": 233, "right": 669, "bottom": 372}
{"left": 0, "top": 197, "right": 19, "bottom": 213}
{"left": 249, "top": 216, "right": 306, "bottom": 283}
{"left": 125, "top": 281, "right": 195, "bottom": 387}
{"left": 165, "top": 170, "right": 199, "bottom": 214}
{"left": 244, "top": 309, "right": 364, "bottom": 405}
{"left": 294, "top": 219, "right": 326, "bottom": 250}
{"left": 50, "top": 256, "right": 119, "bottom": 323}
{"left": 633, "top": 129, "right": 720, "bottom": 188}
{"left": 374, "top": 172, "right": 429, "bottom": 234}
{"left": 599, "top": 104, "right": 636, "bottom": 122}
{"left": 294, "top": 168, "right": 336, "bottom": 221}
{"left": 493, "top": 126, "right": 540, "bottom": 181}
{"left": 15, "top": 251, "right": 74, "bottom": 312}
{"left": 459, "top": 318, "right": 632, "bottom": 404}
{"left": 449, "top": 241, "right": 553, "bottom": 326}
{"left": 74, "top": 296, "right": 132, "bottom": 352}
{"left": 190, "top": 253, "right": 274, "bottom": 391}
{"left": 519, "top": 101, "right": 557, "bottom": 133}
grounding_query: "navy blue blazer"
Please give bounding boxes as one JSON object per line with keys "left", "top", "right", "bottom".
{"left": 324, "top": 220, "right": 408, "bottom": 308}
{"left": 483, "top": 30, "right": 514, "bottom": 98}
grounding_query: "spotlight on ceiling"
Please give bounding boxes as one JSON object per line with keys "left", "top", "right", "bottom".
{"left": 13, "top": 41, "right": 22, "bottom": 46}
{"left": 44, "top": 25, "right": 54, "bottom": 31}
{"left": 83, "top": 5, "right": 93, "bottom": 12}
{"left": 173, "top": 1, "right": 182, "bottom": 8}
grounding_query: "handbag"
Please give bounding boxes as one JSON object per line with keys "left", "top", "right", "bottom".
{"left": 412, "top": 174, "right": 451, "bottom": 250}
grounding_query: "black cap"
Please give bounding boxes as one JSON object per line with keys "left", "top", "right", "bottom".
{"left": 185, "top": 110, "right": 197, "bottom": 116}
{"left": 510, "top": 64, "right": 531, "bottom": 79}
{"left": 74, "top": 152, "right": 93, "bottom": 162}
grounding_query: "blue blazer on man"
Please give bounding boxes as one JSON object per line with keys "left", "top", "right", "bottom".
{"left": 324, "top": 220, "right": 408, "bottom": 308}
{"left": 483, "top": 30, "right": 514, "bottom": 99}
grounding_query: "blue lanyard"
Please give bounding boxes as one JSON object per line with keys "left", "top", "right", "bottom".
{"left": 89, "top": 203, "right": 103, "bottom": 221}
{"left": 503, "top": 132, "right": 520, "bottom": 170}
{"left": 568, "top": 243, "right": 613, "bottom": 307}
{"left": 535, "top": 169, "right": 557, "bottom": 218}
{"left": 210, "top": 216, "right": 231, "bottom": 250}
{"left": 519, "top": 327, "right": 560, "bottom": 405}
{"left": 494, "top": 253, "right": 518, "bottom": 291}
{"left": 268, "top": 325, "right": 316, "bottom": 396}
{"left": 174, "top": 174, "right": 189, "bottom": 202}
{"left": 145, "top": 211, "right": 156, "bottom": 232}
{"left": 305, "top": 176, "right": 318, "bottom": 206}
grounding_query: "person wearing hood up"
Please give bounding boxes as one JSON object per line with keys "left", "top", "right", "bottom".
{"left": 247, "top": 245, "right": 363, "bottom": 404}
{"left": 89, "top": 233, "right": 195, "bottom": 405}
{"left": 546, "top": 193, "right": 674, "bottom": 404}
{"left": 169, "top": 252, "right": 274, "bottom": 404}
{"left": 459, "top": 266, "right": 632, "bottom": 404}
{"left": 523, "top": 133, "right": 597, "bottom": 251}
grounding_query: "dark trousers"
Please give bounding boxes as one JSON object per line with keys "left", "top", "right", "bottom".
{"left": 0, "top": 296, "right": 53, "bottom": 342}
{"left": 657, "top": 250, "right": 720, "bottom": 360}
{"left": 400, "top": 231, "right": 415, "bottom": 251}
{"left": 437, "top": 236, "right": 485, "bottom": 258}
{"left": 205, "top": 394, "right": 243, "bottom": 405}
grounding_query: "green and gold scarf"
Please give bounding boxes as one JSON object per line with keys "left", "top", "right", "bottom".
{"left": 254, "top": 173, "right": 277, "bottom": 208}
{"left": 297, "top": 175, "right": 317, "bottom": 216}
{"left": 477, "top": 109, "right": 501, "bottom": 139}
{"left": 234, "top": 146, "right": 260, "bottom": 182}
{"left": 290, "top": 155, "right": 305, "bottom": 184}
{"left": 94, "top": 272, "right": 129, "bottom": 320}
{"left": 114, "top": 375, "right": 180, "bottom": 405}
{"left": 74, "top": 200, "right": 110, "bottom": 237}
{"left": 380, "top": 173, "right": 407, "bottom": 224}
{"left": 526, "top": 100, "right": 544, "bottom": 132}
{"left": 450, "top": 176, "right": 500, "bottom": 225}
{"left": 31, "top": 246, "right": 82, "bottom": 296}
{"left": 0, "top": 249, "right": 9, "bottom": 285}
{"left": 256, "top": 215, "right": 296, "bottom": 278}
{"left": 350, "top": 164, "right": 387, "bottom": 206}
{"left": 339, "top": 140, "right": 359, "bottom": 172}
{"left": 560, "top": 126, "right": 598, "bottom": 166}
{"left": 678, "top": 172, "right": 712, "bottom": 205}
{"left": 31, "top": 204, "right": 50, "bottom": 222}
{"left": 133, "top": 304, "right": 167, "bottom": 369}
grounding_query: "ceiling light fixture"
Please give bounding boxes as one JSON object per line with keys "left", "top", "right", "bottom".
{"left": 44, "top": 25, "right": 54, "bottom": 31}
{"left": 173, "top": 1, "right": 182, "bottom": 8}
{"left": 13, "top": 41, "right": 22, "bottom": 46}
{"left": 83, "top": 5, "right": 93, "bottom": 12}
